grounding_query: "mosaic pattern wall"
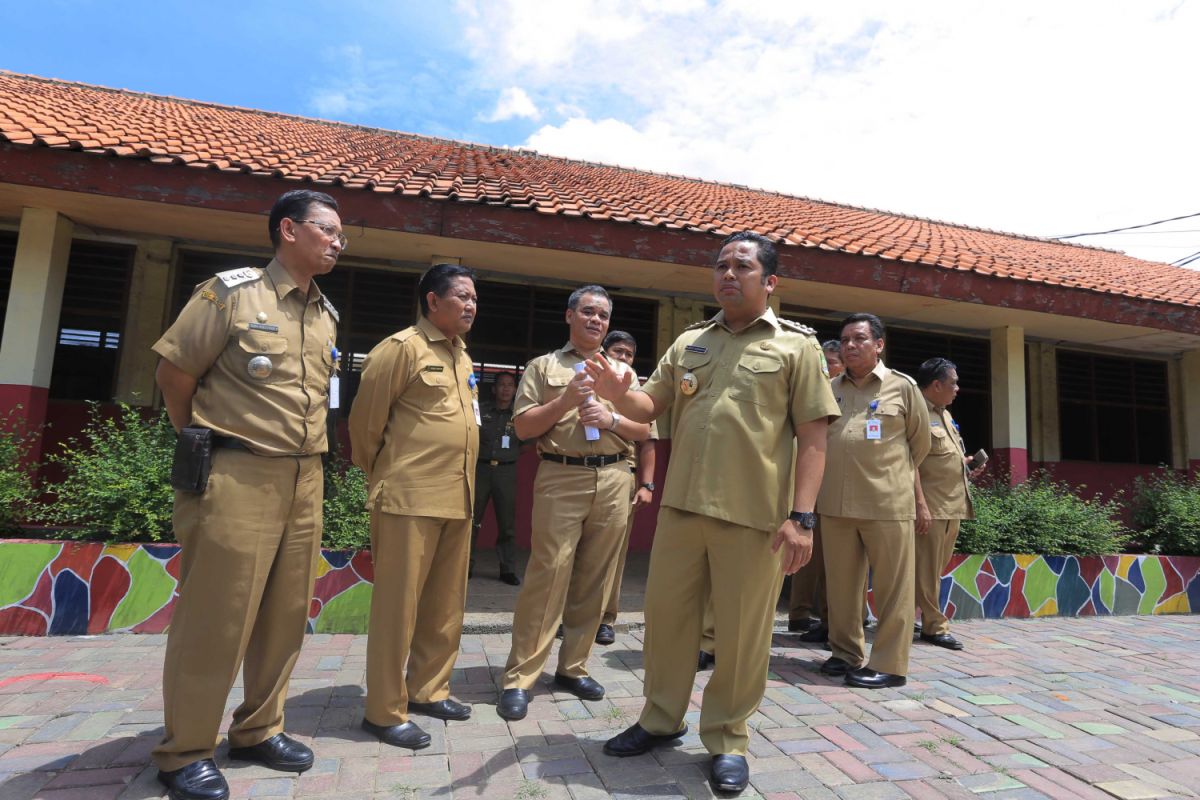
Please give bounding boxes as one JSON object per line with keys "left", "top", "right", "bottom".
{"left": 0, "top": 541, "right": 1197, "bottom": 635}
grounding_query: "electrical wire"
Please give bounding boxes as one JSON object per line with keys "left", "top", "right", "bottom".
{"left": 1054, "top": 211, "right": 1200, "bottom": 240}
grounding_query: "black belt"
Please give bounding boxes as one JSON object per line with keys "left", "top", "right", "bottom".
{"left": 481, "top": 458, "right": 518, "bottom": 466}
{"left": 541, "top": 453, "right": 624, "bottom": 468}
{"left": 212, "top": 435, "right": 249, "bottom": 451}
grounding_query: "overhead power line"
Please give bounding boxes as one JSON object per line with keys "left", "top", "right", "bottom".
{"left": 1171, "top": 249, "right": 1200, "bottom": 268}
{"left": 1054, "top": 211, "right": 1200, "bottom": 240}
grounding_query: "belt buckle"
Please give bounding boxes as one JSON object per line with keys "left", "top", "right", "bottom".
{"left": 489, "top": 459, "right": 500, "bottom": 466}
{"left": 583, "top": 455, "right": 603, "bottom": 468}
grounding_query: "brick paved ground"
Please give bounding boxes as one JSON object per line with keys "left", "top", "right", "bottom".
{"left": 1, "top": 616, "right": 1198, "bottom": 799}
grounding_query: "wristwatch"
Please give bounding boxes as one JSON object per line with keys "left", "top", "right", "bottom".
{"left": 609, "top": 412, "right": 622, "bottom": 430}
{"left": 640, "top": 482, "right": 655, "bottom": 492}
{"left": 788, "top": 510, "right": 817, "bottom": 529}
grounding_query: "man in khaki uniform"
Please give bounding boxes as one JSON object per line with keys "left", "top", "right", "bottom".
{"left": 589, "top": 232, "right": 838, "bottom": 795}
{"left": 349, "top": 263, "right": 480, "bottom": 750}
{"left": 598, "top": 330, "right": 658, "bottom": 646}
{"left": 152, "top": 190, "right": 343, "bottom": 800}
{"left": 914, "top": 357, "right": 979, "bottom": 651}
{"left": 819, "top": 313, "right": 931, "bottom": 689}
{"left": 470, "top": 370, "right": 523, "bottom": 585}
{"left": 789, "top": 339, "right": 844, "bottom": 636}
{"left": 497, "top": 286, "right": 651, "bottom": 722}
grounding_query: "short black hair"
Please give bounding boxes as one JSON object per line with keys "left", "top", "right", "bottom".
{"left": 917, "top": 357, "right": 958, "bottom": 388}
{"left": 841, "top": 312, "right": 885, "bottom": 341}
{"left": 493, "top": 370, "right": 517, "bottom": 387}
{"left": 418, "top": 263, "right": 477, "bottom": 315}
{"left": 720, "top": 231, "right": 779, "bottom": 278}
{"left": 269, "top": 189, "right": 338, "bottom": 248}
{"left": 603, "top": 330, "right": 637, "bottom": 353}
{"left": 568, "top": 285, "right": 611, "bottom": 310}
{"left": 821, "top": 339, "right": 841, "bottom": 354}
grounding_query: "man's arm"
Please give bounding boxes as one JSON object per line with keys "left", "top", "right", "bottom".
{"left": 512, "top": 368, "right": 593, "bottom": 440}
{"left": 771, "top": 417, "right": 829, "bottom": 574}
{"left": 633, "top": 440, "right": 657, "bottom": 509}
{"left": 348, "top": 339, "right": 407, "bottom": 480}
{"left": 906, "top": 385, "right": 932, "bottom": 468}
{"left": 155, "top": 358, "right": 198, "bottom": 433}
{"left": 914, "top": 470, "right": 931, "bottom": 535}
{"left": 584, "top": 355, "right": 661, "bottom": 422}
{"left": 578, "top": 401, "right": 652, "bottom": 441}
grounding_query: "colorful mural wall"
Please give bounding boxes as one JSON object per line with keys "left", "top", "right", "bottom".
{"left": 1, "top": 541, "right": 1197, "bottom": 636}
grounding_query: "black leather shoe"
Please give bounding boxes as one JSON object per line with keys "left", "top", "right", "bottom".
{"left": 361, "top": 719, "right": 431, "bottom": 749}
{"left": 797, "top": 627, "right": 829, "bottom": 644}
{"left": 595, "top": 623, "right": 616, "bottom": 645}
{"left": 228, "top": 732, "right": 313, "bottom": 772}
{"left": 497, "top": 688, "right": 530, "bottom": 721}
{"left": 710, "top": 754, "right": 749, "bottom": 794}
{"left": 603, "top": 722, "right": 688, "bottom": 757}
{"left": 920, "top": 632, "right": 963, "bottom": 650}
{"left": 819, "top": 656, "right": 860, "bottom": 676}
{"left": 787, "top": 617, "right": 819, "bottom": 633}
{"left": 499, "top": 571, "right": 521, "bottom": 586}
{"left": 408, "top": 698, "right": 471, "bottom": 721}
{"left": 845, "top": 668, "right": 906, "bottom": 689}
{"left": 553, "top": 673, "right": 605, "bottom": 701}
{"left": 697, "top": 650, "right": 715, "bottom": 670}
{"left": 157, "top": 759, "right": 229, "bottom": 800}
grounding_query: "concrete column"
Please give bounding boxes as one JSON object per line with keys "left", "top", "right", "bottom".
{"left": 654, "top": 297, "right": 675, "bottom": 359}
{"left": 1026, "top": 342, "right": 1060, "bottom": 464}
{"left": 1179, "top": 350, "right": 1200, "bottom": 476}
{"left": 990, "top": 326, "right": 1028, "bottom": 484}
{"left": 0, "top": 208, "right": 74, "bottom": 460}
{"left": 114, "top": 238, "right": 174, "bottom": 406}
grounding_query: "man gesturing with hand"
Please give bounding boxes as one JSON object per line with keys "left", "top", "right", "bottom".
{"left": 587, "top": 232, "right": 838, "bottom": 796}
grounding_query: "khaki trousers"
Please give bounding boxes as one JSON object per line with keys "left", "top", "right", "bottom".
{"left": 915, "top": 518, "right": 960, "bottom": 636}
{"left": 640, "top": 507, "right": 784, "bottom": 756}
{"left": 154, "top": 449, "right": 323, "bottom": 772}
{"left": 365, "top": 512, "right": 471, "bottom": 725}
{"left": 788, "top": 523, "right": 827, "bottom": 622}
{"left": 470, "top": 461, "right": 519, "bottom": 573}
{"left": 821, "top": 516, "right": 914, "bottom": 676}
{"left": 503, "top": 459, "right": 632, "bottom": 689}
{"left": 601, "top": 475, "right": 638, "bottom": 625}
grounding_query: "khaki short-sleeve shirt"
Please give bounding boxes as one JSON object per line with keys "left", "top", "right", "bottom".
{"left": 818, "top": 362, "right": 931, "bottom": 520}
{"left": 348, "top": 316, "right": 479, "bottom": 519}
{"left": 919, "top": 399, "right": 975, "bottom": 520}
{"left": 151, "top": 259, "right": 338, "bottom": 456}
{"left": 513, "top": 343, "right": 629, "bottom": 458}
{"left": 640, "top": 308, "right": 840, "bottom": 533}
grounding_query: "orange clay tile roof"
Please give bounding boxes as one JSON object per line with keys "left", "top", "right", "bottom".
{"left": 2, "top": 71, "right": 1199, "bottom": 308}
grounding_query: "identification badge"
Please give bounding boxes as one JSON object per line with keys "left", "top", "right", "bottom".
{"left": 329, "top": 374, "right": 340, "bottom": 409}
{"left": 473, "top": 398, "right": 482, "bottom": 425}
{"left": 866, "top": 418, "right": 882, "bottom": 440}
{"left": 501, "top": 435, "right": 511, "bottom": 449}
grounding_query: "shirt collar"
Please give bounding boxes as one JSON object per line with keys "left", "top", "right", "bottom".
{"left": 843, "top": 360, "right": 890, "bottom": 388}
{"left": 417, "top": 315, "right": 466, "bottom": 349}
{"left": 924, "top": 395, "right": 946, "bottom": 414}
{"left": 265, "top": 258, "right": 324, "bottom": 304}
{"left": 558, "top": 340, "right": 604, "bottom": 361}
{"left": 712, "top": 305, "right": 780, "bottom": 333}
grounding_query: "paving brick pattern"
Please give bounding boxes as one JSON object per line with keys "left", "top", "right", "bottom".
{"left": 0, "top": 616, "right": 1197, "bottom": 799}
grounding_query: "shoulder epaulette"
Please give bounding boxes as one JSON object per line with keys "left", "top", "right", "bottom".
{"left": 779, "top": 319, "right": 817, "bottom": 336}
{"left": 322, "top": 295, "right": 340, "bottom": 323}
{"left": 390, "top": 327, "right": 419, "bottom": 343}
{"left": 892, "top": 369, "right": 918, "bottom": 386}
{"left": 215, "top": 267, "right": 262, "bottom": 289}
{"left": 684, "top": 317, "right": 717, "bottom": 331}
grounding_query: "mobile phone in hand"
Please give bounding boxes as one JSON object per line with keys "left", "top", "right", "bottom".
{"left": 966, "top": 449, "right": 988, "bottom": 470}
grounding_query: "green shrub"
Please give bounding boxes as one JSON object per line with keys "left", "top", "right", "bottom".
{"left": 957, "top": 474, "right": 1129, "bottom": 555}
{"left": 1130, "top": 469, "right": 1200, "bottom": 556}
{"left": 40, "top": 402, "right": 176, "bottom": 542}
{"left": 0, "top": 409, "right": 39, "bottom": 533}
{"left": 322, "top": 457, "right": 369, "bottom": 550}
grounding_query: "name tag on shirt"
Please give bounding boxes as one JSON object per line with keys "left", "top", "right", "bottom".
{"left": 501, "top": 435, "right": 511, "bottom": 449}
{"left": 329, "top": 374, "right": 340, "bottom": 409}
{"left": 473, "top": 397, "right": 482, "bottom": 425}
{"left": 865, "top": 418, "right": 882, "bottom": 440}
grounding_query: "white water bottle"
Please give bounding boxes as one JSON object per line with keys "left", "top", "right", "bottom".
{"left": 575, "top": 362, "right": 601, "bottom": 441}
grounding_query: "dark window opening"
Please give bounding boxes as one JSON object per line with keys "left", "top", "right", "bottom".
{"left": 1057, "top": 350, "right": 1170, "bottom": 465}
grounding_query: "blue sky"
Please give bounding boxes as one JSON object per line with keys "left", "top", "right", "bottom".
{"left": 3, "top": 1, "right": 1198, "bottom": 265}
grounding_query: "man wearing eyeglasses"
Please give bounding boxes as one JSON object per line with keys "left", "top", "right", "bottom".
{"left": 151, "top": 189, "right": 344, "bottom": 800}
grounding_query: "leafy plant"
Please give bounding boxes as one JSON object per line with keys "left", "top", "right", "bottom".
{"left": 322, "top": 457, "right": 370, "bottom": 550}
{"left": 0, "top": 408, "right": 39, "bottom": 533}
{"left": 40, "top": 402, "right": 176, "bottom": 541}
{"left": 957, "top": 474, "right": 1129, "bottom": 555}
{"left": 1130, "top": 469, "right": 1200, "bottom": 556}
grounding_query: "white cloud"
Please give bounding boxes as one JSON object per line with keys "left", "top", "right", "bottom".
{"left": 454, "top": 0, "right": 1200, "bottom": 264}
{"left": 481, "top": 86, "right": 541, "bottom": 122}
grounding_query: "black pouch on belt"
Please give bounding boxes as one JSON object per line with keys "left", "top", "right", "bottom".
{"left": 171, "top": 426, "right": 213, "bottom": 492}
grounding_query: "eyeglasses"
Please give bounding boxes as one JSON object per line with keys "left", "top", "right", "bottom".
{"left": 293, "top": 219, "right": 348, "bottom": 250}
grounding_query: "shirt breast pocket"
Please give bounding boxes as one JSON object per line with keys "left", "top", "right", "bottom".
{"left": 237, "top": 330, "right": 290, "bottom": 385}
{"left": 875, "top": 402, "right": 905, "bottom": 438}
{"left": 930, "top": 426, "right": 955, "bottom": 453}
{"left": 731, "top": 354, "right": 783, "bottom": 406}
